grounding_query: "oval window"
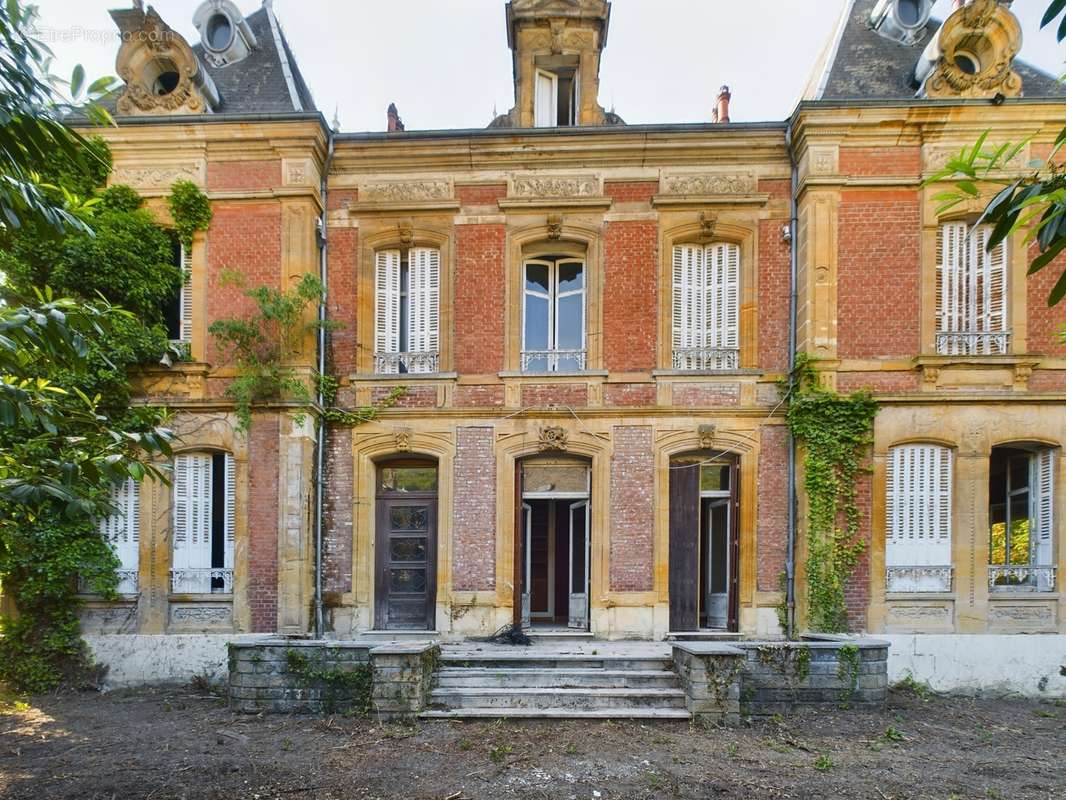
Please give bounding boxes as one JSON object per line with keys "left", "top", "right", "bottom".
{"left": 206, "top": 13, "right": 234, "bottom": 51}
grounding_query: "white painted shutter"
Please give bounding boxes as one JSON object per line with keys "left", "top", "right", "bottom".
{"left": 937, "top": 222, "right": 967, "bottom": 350}
{"left": 224, "top": 452, "right": 236, "bottom": 570}
{"left": 972, "top": 225, "right": 1008, "bottom": 345}
{"left": 408, "top": 247, "right": 439, "bottom": 370}
{"left": 1033, "top": 450, "right": 1055, "bottom": 582}
{"left": 99, "top": 477, "right": 139, "bottom": 593}
{"left": 172, "top": 453, "right": 213, "bottom": 591}
{"left": 672, "top": 244, "right": 701, "bottom": 368}
{"left": 886, "top": 444, "right": 953, "bottom": 591}
{"left": 179, "top": 243, "right": 193, "bottom": 344}
{"left": 535, "top": 71, "right": 557, "bottom": 128}
{"left": 374, "top": 249, "right": 401, "bottom": 370}
{"left": 707, "top": 243, "right": 740, "bottom": 351}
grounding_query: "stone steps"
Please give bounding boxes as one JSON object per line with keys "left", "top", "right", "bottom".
{"left": 424, "top": 650, "right": 688, "bottom": 719}
{"left": 435, "top": 667, "right": 678, "bottom": 689}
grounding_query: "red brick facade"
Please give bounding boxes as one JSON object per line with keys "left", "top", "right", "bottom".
{"left": 757, "top": 425, "right": 789, "bottom": 592}
{"left": 452, "top": 427, "right": 496, "bottom": 592}
{"left": 520, "top": 383, "right": 588, "bottom": 408}
{"left": 455, "top": 223, "right": 506, "bottom": 374}
{"left": 609, "top": 426, "right": 654, "bottom": 592}
{"left": 603, "top": 220, "right": 658, "bottom": 372}
{"left": 206, "top": 159, "right": 282, "bottom": 192}
{"left": 322, "top": 426, "right": 353, "bottom": 596}
{"left": 837, "top": 189, "right": 921, "bottom": 359}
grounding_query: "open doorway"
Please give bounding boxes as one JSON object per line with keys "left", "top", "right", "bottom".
{"left": 515, "top": 458, "right": 590, "bottom": 630}
{"left": 669, "top": 454, "right": 739, "bottom": 632}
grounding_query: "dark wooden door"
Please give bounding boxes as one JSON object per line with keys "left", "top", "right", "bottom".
{"left": 669, "top": 462, "right": 700, "bottom": 631}
{"left": 375, "top": 494, "right": 437, "bottom": 630}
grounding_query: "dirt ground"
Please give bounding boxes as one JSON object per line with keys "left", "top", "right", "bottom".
{"left": 1, "top": 684, "right": 1064, "bottom": 800}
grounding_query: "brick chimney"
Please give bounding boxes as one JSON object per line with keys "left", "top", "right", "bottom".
{"left": 711, "top": 85, "right": 731, "bottom": 124}
{"left": 387, "top": 103, "right": 404, "bottom": 132}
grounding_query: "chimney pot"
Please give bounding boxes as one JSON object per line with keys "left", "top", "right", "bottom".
{"left": 714, "top": 85, "right": 731, "bottom": 124}
{"left": 387, "top": 102, "right": 404, "bottom": 132}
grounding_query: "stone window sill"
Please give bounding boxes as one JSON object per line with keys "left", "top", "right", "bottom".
{"left": 498, "top": 370, "right": 609, "bottom": 379}
{"left": 349, "top": 372, "right": 458, "bottom": 383}
{"left": 168, "top": 593, "right": 234, "bottom": 602}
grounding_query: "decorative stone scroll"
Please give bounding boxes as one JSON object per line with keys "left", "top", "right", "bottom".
{"left": 537, "top": 425, "right": 569, "bottom": 452}
{"left": 111, "top": 162, "right": 206, "bottom": 190}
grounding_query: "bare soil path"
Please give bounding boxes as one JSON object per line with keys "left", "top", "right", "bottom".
{"left": 1, "top": 686, "right": 1063, "bottom": 799}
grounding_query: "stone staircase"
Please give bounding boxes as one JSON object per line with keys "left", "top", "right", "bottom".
{"left": 419, "top": 648, "right": 689, "bottom": 720}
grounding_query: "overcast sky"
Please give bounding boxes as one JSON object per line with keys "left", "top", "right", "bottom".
{"left": 33, "top": 0, "right": 1066, "bottom": 131}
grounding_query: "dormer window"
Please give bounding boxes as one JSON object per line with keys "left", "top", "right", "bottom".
{"left": 534, "top": 61, "right": 578, "bottom": 127}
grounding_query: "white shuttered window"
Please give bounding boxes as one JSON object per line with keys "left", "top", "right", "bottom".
{"left": 98, "top": 477, "right": 140, "bottom": 594}
{"left": 936, "top": 222, "right": 1009, "bottom": 355}
{"left": 886, "top": 444, "right": 953, "bottom": 592}
{"left": 172, "top": 452, "right": 235, "bottom": 593}
{"left": 374, "top": 247, "right": 439, "bottom": 374}
{"left": 672, "top": 242, "right": 740, "bottom": 370}
{"left": 1033, "top": 448, "right": 1055, "bottom": 589}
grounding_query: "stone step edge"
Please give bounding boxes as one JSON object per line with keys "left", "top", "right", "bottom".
{"left": 438, "top": 654, "right": 672, "bottom": 663}
{"left": 430, "top": 687, "right": 685, "bottom": 697}
{"left": 435, "top": 668, "right": 675, "bottom": 677}
{"left": 419, "top": 708, "right": 691, "bottom": 719}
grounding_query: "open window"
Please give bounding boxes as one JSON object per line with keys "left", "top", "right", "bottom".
{"left": 171, "top": 452, "right": 235, "bottom": 594}
{"left": 988, "top": 445, "right": 1055, "bottom": 592}
{"left": 374, "top": 247, "right": 440, "bottom": 374}
{"left": 163, "top": 236, "right": 192, "bottom": 347}
{"left": 534, "top": 66, "right": 577, "bottom": 127}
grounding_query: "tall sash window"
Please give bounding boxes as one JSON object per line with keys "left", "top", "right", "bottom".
{"left": 936, "top": 222, "right": 1009, "bottom": 355}
{"left": 96, "top": 477, "right": 140, "bottom": 595}
{"left": 886, "top": 444, "right": 954, "bottom": 592}
{"left": 172, "top": 452, "right": 235, "bottom": 594}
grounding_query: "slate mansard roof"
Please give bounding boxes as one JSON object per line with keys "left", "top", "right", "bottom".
{"left": 192, "top": 6, "right": 316, "bottom": 114}
{"left": 811, "top": 0, "right": 1066, "bottom": 102}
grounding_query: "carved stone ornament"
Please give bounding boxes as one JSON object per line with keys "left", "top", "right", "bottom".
{"left": 697, "top": 423, "right": 716, "bottom": 449}
{"left": 110, "top": 5, "right": 218, "bottom": 116}
{"left": 395, "top": 427, "right": 413, "bottom": 452}
{"left": 550, "top": 19, "right": 566, "bottom": 53}
{"left": 398, "top": 221, "right": 414, "bottom": 247}
{"left": 546, "top": 214, "right": 563, "bottom": 240}
{"left": 698, "top": 211, "right": 717, "bottom": 239}
{"left": 924, "top": 0, "right": 1022, "bottom": 99}
{"left": 538, "top": 426, "right": 569, "bottom": 452}
{"left": 111, "top": 162, "right": 204, "bottom": 190}
{"left": 511, "top": 175, "right": 600, "bottom": 199}
{"left": 360, "top": 180, "right": 453, "bottom": 203}
{"left": 660, "top": 173, "right": 757, "bottom": 197}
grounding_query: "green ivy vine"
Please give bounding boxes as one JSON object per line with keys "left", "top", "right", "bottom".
{"left": 167, "top": 179, "right": 212, "bottom": 250}
{"left": 284, "top": 648, "right": 373, "bottom": 715}
{"left": 780, "top": 354, "right": 877, "bottom": 633}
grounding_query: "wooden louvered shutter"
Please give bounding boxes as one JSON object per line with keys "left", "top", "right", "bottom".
{"left": 173, "top": 453, "right": 213, "bottom": 591}
{"left": 179, "top": 244, "right": 193, "bottom": 344}
{"left": 937, "top": 222, "right": 967, "bottom": 352}
{"left": 706, "top": 243, "right": 740, "bottom": 353}
{"left": 886, "top": 445, "right": 953, "bottom": 591}
{"left": 224, "top": 452, "right": 236, "bottom": 570}
{"left": 99, "top": 477, "right": 139, "bottom": 593}
{"left": 973, "top": 225, "right": 1008, "bottom": 349}
{"left": 672, "top": 244, "right": 701, "bottom": 368}
{"left": 1033, "top": 450, "right": 1055, "bottom": 579}
{"left": 374, "top": 249, "right": 401, "bottom": 370}
{"left": 408, "top": 247, "right": 440, "bottom": 370}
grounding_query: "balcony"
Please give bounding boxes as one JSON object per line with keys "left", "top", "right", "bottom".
{"left": 374, "top": 351, "right": 439, "bottom": 375}
{"left": 935, "top": 331, "right": 1010, "bottom": 356}
{"left": 521, "top": 348, "right": 587, "bottom": 373}
{"left": 171, "top": 568, "right": 234, "bottom": 594}
{"left": 672, "top": 347, "right": 740, "bottom": 371}
{"left": 988, "top": 564, "right": 1056, "bottom": 592}
{"left": 77, "top": 569, "right": 139, "bottom": 596}
{"left": 885, "top": 565, "right": 953, "bottom": 593}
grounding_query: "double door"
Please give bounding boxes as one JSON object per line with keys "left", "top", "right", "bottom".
{"left": 519, "top": 499, "right": 589, "bottom": 630}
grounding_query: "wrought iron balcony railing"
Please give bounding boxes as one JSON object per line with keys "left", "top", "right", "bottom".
{"left": 77, "top": 569, "right": 139, "bottom": 596}
{"left": 521, "top": 348, "right": 587, "bottom": 373}
{"left": 988, "top": 564, "right": 1056, "bottom": 592}
{"left": 935, "top": 331, "right": 1010, "bottom": 356}
{"left": 374, "top": 351, "right": 439, "bottom": 375}
{"left": 885, "top": 565, "right": 953, "bottom": 593}
{"left": 672, "top": 347, "right": 740, "bottom": 371}
{"left": 171, "top": 568, "right": 234, "bottom": 594}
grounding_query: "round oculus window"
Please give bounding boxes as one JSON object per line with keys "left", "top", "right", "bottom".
{"left": 205, "top": 12, "right": 234, "bottom": 52}
{"left": 896, "top": 0, "right": 922, "bottom": 27}
{"left": 954, "top": 51, "right": 980, "bottom": 75}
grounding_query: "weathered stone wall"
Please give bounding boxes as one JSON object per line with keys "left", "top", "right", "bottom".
{"left": 228, "top": 639, "right": 438, "bottom": 719}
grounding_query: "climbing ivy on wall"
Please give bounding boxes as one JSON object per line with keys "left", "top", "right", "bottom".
{"left": 781, "top": 354, "right": 877, "bottom": 633}
{"left": 166, "top": 179, "right": 212, "bottom": 250}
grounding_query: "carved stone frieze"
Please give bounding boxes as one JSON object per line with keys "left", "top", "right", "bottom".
{"left": 659, "top": 172, "right": 757, "bottom": 197}
{"left": 170, "top": 604, "right": 232, "bottom": 625}
{"left": 923, "top": 143, "right": 1027, "bottom": 173}
{"left": 111, "top": 162, "right": 205, "bottom": 190}
{"left": 511, "top": 175, "right": 600, "bottom": 199}
{"left": 359, "top": 180, "right": 454, "bottom": 203}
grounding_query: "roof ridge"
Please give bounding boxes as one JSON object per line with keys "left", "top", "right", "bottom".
{"left": 263, "top": 2, "right": 303, "bottom": 112}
